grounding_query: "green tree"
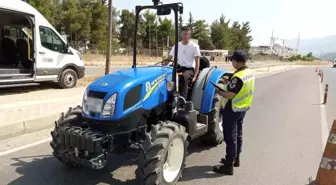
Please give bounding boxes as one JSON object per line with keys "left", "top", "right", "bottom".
{"left": 27, "top": 0, "right": 59, "bottom": 26}
{"left": 211, "top": 15, "right": 231, "bottom": 49}
{"left": 239, "top": 22, "right": 253, "bottom": 51}
{"left": 178, "top": 15, "right": 184, "bottom": 31}
{"left": 158, "top": 18, "right": 174, "bottom": 48}
{"left": 193, "top": 20, "right": 214, "bottom": 49}
{"left": 119, "top": 10, "right": 136, "bottom": 48}
{"left": 307, "top": 52, "right": 313, "bottom": 58}
{"left": 142, "top": 10, "right": 158, "bottom": 50}
{"left": 187, "top": 12, "right": 194, "bottom": 34}
{"left": 90, "top": 1, "right": 108, "bottom": 52}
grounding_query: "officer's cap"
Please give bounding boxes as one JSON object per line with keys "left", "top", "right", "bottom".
{"left": 229, "top": 50, "right": 248, "bottom": 62}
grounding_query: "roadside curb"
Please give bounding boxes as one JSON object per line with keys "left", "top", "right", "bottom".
{"left": 0, "top": 114, "right": 59, "bottom": 141}
{"left": 0, "top": 65, "right": 306, "bottom": 141}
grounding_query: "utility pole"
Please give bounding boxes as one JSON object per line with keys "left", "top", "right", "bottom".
{"left": 162, "top": 37, "right": 164, "bottom": 58}
{"left": 149, "top": 24, "right": 151, "bottom": 57}
{"left": 167, "top": 36, "right": 169, "bottom": 47}
{"left": 269, "top": 29, "right": 278, "bottom": 55}
{"left": 296, "top": 32, "right": 300, "bottom": 55}
{"left": 105, "top": 0, "right": 113, "bottom": 75}
{"left": 281, "top": 39, "right": 285, "bottom": 59}
{"left": 156, "top": 26, "right": 158, "bottom": 57}
{"left": 270, "top": 29, "right": 274, "bottom": 53}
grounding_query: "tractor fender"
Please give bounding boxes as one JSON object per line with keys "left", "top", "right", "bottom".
{"left": 200, "top": 68, "right": 227, "bottom": 113}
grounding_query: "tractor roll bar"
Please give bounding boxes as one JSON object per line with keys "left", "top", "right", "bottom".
{"left": 133, "top": 2, "right": 183, "bottom": 92}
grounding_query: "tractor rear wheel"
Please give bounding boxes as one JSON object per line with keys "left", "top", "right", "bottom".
{"left": 199, "top": 82, "right": 224, "bottom": 145}
{"left": 50, "top": 106, "right": 84, "bottom": 168}
{"left": 136, "top": 121, "right": 188, "bottom": 185}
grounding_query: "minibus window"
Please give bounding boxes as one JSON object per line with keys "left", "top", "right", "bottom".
{"left": 39, "top": 26, "right": 65, "bottom": 53}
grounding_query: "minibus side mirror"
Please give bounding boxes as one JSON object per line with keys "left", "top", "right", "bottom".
{"left": 65, "top": 42, "right": 71, "bottom": 53}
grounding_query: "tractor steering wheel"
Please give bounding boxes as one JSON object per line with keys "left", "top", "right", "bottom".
{"left": 154, "top": 59, "right": 174, "bottom": 66}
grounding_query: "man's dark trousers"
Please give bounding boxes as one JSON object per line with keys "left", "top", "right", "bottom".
{"left": 222, "top": 109, "right": 246, "bottom": 162}
{"left": 179, "top": 67, "right": 194, "bottom": 99}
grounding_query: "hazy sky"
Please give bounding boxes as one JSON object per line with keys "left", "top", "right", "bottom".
{"left": 114, "top": 0, "right": 336, "bottom": 46}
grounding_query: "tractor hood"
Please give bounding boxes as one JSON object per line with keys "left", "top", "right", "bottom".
{"left": 84, "top": 66, "right": 174, "bottom": 120}
{"left": 88, "top": 66, "right": 173, "bottom": 90}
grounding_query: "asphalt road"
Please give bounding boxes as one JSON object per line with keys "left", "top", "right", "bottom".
{"left": 85, "top": 63, "right": 278, "bottom": 76}
{"left": 0, "top": 68, "right": 325, "bottom": 185}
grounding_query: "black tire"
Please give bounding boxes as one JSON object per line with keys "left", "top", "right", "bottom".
{"left": 199, "top": 81, "right": 224, "bottom": 146}
{"left": 136, "top": 121, "right": 188, "bottom": 185}
{"left": 58, "top": 68, "right": 78, "bottom": 89}
{"left": 50, "top": 106, "right": 84, "bottom": 168}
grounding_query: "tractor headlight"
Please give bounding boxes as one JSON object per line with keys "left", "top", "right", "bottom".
{"left": 101, "top": 93, "right": 117, "bottom": 117}
{"left": 82, "top": 88, "right": 90, "bottom": 115}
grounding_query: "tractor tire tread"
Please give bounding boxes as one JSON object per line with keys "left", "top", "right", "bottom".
{"left": 136, "top": 121, "right": 188, "bottom": 185}
{"left": 50, "top": 106, "right": 84, "bottom": 168}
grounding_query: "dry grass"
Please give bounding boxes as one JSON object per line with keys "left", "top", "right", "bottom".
{"left": 295, "top": 60, "right": 331, "bottom": 66}
{"left": 77, "top": 76, "right": 101, "bottom": 86}
{"left": 84, "top": 54, "right": 163, "bottom": 66}
{"left": 83, "top": 54, "right": 233, "bottom": 66}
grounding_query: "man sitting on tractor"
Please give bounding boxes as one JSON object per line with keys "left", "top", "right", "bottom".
{"left": 163, "top": 26, "right": 201, "bottom": 99}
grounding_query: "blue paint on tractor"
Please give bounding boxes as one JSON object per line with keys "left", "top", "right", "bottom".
{"left": 82, "top": 65, "right": 227, "bottom": 121}
{"left": 83, "top": 66, "right": 174, "bottom": 120}
{"left": 201, "top": 68, "right": 226, "bottom": 113}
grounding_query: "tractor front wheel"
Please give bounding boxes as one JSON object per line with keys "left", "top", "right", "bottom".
{"left": 50, "top": 106, "right": 84, "bottom": 168}
{"left": 136, "top": 121, "right": 188, "bottom": 185}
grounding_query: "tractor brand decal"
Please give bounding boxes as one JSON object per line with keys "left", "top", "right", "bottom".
{"left": 143, "top": 74, "right": 167, "bottom": 102}
{"left": 145, "top": 82, "right": 151, "bottom": 92}
{"left": 101, "top": 82, "right": 108, "bottom": 87}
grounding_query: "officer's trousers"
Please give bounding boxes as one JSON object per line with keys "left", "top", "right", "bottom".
{"left": 222, "top": 109, "right": 246, "bottom": 162}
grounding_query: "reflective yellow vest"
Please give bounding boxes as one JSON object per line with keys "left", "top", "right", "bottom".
{"left": 231, "top": 69, "right": 255, "bottom": 112}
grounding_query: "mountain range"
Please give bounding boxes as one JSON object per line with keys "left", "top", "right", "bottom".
{"left": 284, "top": 35, "right": 336, "bottom": 61}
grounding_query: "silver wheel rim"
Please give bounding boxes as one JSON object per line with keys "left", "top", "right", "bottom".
{"left": 64, "top": 73, "right": 75, "bottom": 86}
{"left": 218, "top": 113, "right": 223, "bottom": 132}
{"left": 217, "top": 96, "right": 223, "bottom": 132}
{"left": 163, "top": 137, "right": 184, "bottom": 183}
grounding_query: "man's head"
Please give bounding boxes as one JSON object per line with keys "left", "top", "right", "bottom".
{"left": 229, "top": 50, "right": 248, "bottom": 69}
{"left": 180, "top": 26, "right": 191, "bottom": 43}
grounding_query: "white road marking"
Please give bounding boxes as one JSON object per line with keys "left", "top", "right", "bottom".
{"left": 0, "top": 66, "right": 302, "bottom": 157}
{"left": 0, "top": 138, "right": 51, "bottom": 157}
{"left": 319, "top": 80, "right": 329, "bottom": 151}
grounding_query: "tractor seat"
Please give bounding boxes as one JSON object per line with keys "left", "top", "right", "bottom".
{"left": 199, "top": 56, "right": 210, "bottom": 72}
{"left": 178, "top": 56, "right": 211, "bottom": 101}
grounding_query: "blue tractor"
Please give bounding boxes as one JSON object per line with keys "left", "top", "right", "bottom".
{"left": 50, "top": 1, "right": 228, "bottom": 184}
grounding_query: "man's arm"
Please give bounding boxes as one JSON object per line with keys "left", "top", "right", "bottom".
{"left": 192, "top": 45, "right": 201, "bottom": 82}
{"left": 163, "top": 45, "right": 175, "bottom": 65}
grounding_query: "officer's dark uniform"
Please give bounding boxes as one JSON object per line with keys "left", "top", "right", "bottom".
{"left": 214, "top": 50, "right": 255, "bottom": 175}
{"left": 222, "top": 67, "right": 246, "bottom": 164}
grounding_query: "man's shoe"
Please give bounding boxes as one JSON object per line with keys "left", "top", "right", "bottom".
{"left": 220, "top": 157, "right": 240, "bottom": 167}
{"left": 213, "top": 162, "right": 234, "bottom": 175}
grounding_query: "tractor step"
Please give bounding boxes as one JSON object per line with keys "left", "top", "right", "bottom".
{"left": 196, "top": 123, "right": 206, "bottom": 128}
{"left": 189, "top": 114, "right": 209, "bottom": 140}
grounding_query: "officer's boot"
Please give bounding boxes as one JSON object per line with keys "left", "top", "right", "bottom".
{"left": 234, "top": 155, "right": 240, "bottom": 167}
{"left": 213, "top": 160, "right": 234, "bottom": 175}
{"left": 220, "top": 155, "right": 240, "bottom": 167}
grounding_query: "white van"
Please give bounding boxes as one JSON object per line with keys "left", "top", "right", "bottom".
{"left": 0, "top": 0, "right": 85, "bottom": 88}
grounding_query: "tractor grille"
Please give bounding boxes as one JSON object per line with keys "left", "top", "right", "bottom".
{"left": 88, "top": 90, "right": 107, "bottom": 99}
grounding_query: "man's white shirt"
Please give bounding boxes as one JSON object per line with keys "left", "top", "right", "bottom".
{"left": 169, "top": 41, "right": 201, "bottom": 68}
